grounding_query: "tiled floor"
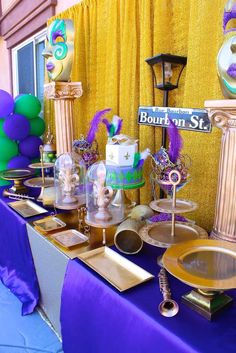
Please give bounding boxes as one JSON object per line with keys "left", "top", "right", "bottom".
{"left": 0, "top": 281, "right": 63, "bottom": 353}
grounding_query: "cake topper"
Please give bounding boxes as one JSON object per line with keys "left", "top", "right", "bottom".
{"left": 42, "top": 19, "right": 74, "bottom": 82}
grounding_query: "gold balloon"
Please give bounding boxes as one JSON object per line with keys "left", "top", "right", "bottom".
{"left": 42, "top": 19, "right": 74, "bottom": 82}
{"left": 217, "top": 35, "right": 236, "bottom": 99}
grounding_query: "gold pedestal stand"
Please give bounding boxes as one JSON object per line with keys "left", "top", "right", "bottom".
{"left": 182, "top": 289, "right": 233, "bottom": 320}
{"left": 140, "top": 170, "right": 207, "bottom": 249}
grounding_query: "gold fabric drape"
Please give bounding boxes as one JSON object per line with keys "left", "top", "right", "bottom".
{"left": 46, "top": 0, "right": 227, "bottom": 231}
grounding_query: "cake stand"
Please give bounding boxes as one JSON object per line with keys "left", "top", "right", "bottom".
{"left": 163, "top": 239, "right": 236, "bottom": 319}
{"left": 0, "top": 168, "right": 35, "bottom": 194}
{"left": 139, "top": 170, "right": 208, "bottom": 250}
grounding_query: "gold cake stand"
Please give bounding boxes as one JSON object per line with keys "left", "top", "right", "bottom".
{"left": 163, "top": 239, "right": 236, "bottom": 319}
{"left": 0, "top": 168, "right": 35, "bottom": 193}
{"left": 139, "top": 170, "right": 208, "bottom": 249}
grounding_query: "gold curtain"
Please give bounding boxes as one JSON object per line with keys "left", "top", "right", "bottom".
{"left": 46, "top": 0, "right": 227, "bottom": 231}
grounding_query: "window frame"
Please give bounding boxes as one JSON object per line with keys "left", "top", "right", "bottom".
{"left": 12, "top": 28, "right": 46, "bottom": 98}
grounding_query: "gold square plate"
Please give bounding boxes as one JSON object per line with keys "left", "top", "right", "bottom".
{"left": 33, "top": 217, "right": 66, "bottom": 233}
{"left": 51, "top": 229, "right": 89, "bottom": 249}
{"left": 78, "top": 246, "right": 154, "bottom": 291}
{"left": 8, "top": 200, "right": 48, "bottom": 218}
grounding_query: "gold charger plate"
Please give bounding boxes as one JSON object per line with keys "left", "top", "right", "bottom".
{"left": 163, "top": 239, "right": 236, "bottom": 290}
{"left": 24, "top": 177, "right": 54, "bottom": 188}
{"left": 8, "top": 200, "right": 48, "bottom": 218}
{"left": 78, "top": 246, "right": 154, "bottom": 291}
{"left": 139, "top": 221, "right": 208, "bottom": 248}
{"left": 33, "top": 216, "right": 66, "bottom": 233}
{"left": 149, "top": 199, "right": 198, "bottom": 214}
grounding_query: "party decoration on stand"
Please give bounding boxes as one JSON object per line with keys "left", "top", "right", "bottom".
{"left": 0, "top": 90, "right": 45, "bottom": 188}
{"left": 163, "top": 239, "right": 236, "bottom": 320}
{"left": 43, "top": 19, "right": 83, "bottom": 155}
{"left": 139, "top": 119, "right": 207, "bottom": 250}
{"left": 54, "top": 152, "right": 86, "bottom": 210}
{"left": 73, "top": 108, "right": 111, "bottom": 168}
{"left": 103, "top": 115, "right": 150, "bottom": 208}
{"left": 204, "top": 0, "right": 236, "bottom": 242}
{"left": 42, "top": 125, "right": 57, "bottom": 163}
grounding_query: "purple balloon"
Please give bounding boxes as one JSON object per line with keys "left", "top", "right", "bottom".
{"left": 7, "top": 155, "right": 31, "bottom": 169}
{"left": 0, "top": 90, "right": 14, "bottom": 117}
{"left": 19, "top": 135, "right": 42, "bottom": 159}
{"left": 3, "top": 113, "right": 30, "bottom": 141}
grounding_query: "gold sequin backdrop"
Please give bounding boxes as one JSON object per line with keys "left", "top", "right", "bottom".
{"left": 46, "top": 0, "right": 227, "bottom": 231}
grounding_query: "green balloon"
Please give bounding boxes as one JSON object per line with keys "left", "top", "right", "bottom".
{"left": 0, "top": 118, "right": 7, "bottom": 138}
{"left": 0, "top": 161, "right": 10, "bottom": 186}
{"left": 0, "top": 137, "right": 18, "bottom": 161}
{"left": 30, "top": 117, "right": 46, "bottom": 136}
{"left": 14, "top": 94, "right": 41, "bottom": 119}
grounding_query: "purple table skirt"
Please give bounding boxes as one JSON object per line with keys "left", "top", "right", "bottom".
{"left": 61, "top": 244, "right": 236, "bottom": 353}
{"left": 0, "top": 186, "right": 50, "bottom": 315}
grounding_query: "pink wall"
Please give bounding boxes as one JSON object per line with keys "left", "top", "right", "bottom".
{"left": 0, "top": 38, "right": 11, "bottom": 92}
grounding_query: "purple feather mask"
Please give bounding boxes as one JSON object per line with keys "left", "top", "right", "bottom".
{"left": 151, "top": 116, "right": 191, "bottom": 196}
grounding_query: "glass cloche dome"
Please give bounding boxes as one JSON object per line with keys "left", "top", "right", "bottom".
{"left": 54, "top": 152, "right": 86, "bottom": 210}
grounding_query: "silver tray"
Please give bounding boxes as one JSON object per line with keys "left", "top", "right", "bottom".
{"left": 8, "top": 200, "right": 48, "bottom": 218}
{"left": 149, "top": 198, "right": 198, "bottom": 214}
{"left": 51, "top": 229, "right": 88, "bottom": 249}
{"left": 78, "top": 246, "right": 154, "bottom": 291}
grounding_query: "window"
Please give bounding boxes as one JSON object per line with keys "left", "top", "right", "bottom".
{"left": 12, "top": 29, "right": 46, "bottom": 106}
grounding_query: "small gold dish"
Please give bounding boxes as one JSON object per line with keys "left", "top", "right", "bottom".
{"left": 78, "top": 246, "right": 154, "bottom": 291}
{"left": 51, "top": 229, "right": 88, "bottom": 249}
{"left": 33, "top": 217, "right": 66, "bottom": 233}
{"left": 29, "top": 162, "right": 54, "bottom": 169}
{"left": 8, "top": 200, "right": 48, "bottom": 218}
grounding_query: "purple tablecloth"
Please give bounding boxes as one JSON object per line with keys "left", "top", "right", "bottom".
{"left": 61, "top": 244, "right": 236, "bottom": 353}
{"left": 0, "top": 186, "right": 48, "bottom": 315}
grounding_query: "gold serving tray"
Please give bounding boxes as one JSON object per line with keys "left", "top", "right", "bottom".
{"left": 0, "top": 168, "right": 34, "bottom": 180}
{"left": 78, "top": 246, "right": 154, "bottom": 291}
{"left": 33, "top": 217, "right": 66, "bottom": 233}
{"left": 51, "top": 229, "right": 89, "bottom": 249}
{"left": 139, "top": 221, "right": 208, "bottom": 248}
{"left": 9, "top": 200, "right": 48, "bottom": 218}
{"left": 163, "top": 239, "right": 236, "bottom": 290}
{"left": 149, "top": 198, "right": 198, "bottom": 214}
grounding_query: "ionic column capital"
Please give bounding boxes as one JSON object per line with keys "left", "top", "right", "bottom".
{"left": 205, "top": 99, "right": 236, "bottom": 130}
{"left": 44, "top": 81, "right": 83, "bottom": 100}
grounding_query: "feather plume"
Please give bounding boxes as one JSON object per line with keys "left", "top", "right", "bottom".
{"left": 86, "top": 108, "right": 111, "bottom": 144}
{"left": 103, "top": 115, "right": 123, "bottom": 137}
{"left": 167, "top": 118, "right": 183, "bottom": 163}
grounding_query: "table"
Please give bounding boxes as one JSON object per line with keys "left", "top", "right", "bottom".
{"left": 60, "top": 244, "right": 236, "bottom": 353}
{"left": 0, "top": 186, "right": 42, "bottom": 315}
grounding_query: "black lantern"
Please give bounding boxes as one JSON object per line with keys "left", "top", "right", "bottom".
{"left": 145, "top": 53, "right": 187, "bottom": 147}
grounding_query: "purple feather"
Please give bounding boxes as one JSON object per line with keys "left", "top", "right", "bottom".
{"left": 167, "top": 118, "right": 183, "bottom": 163}
{"left": 86, "top": 108, "right": 111, "bottom": 144}
{"left": 149, "top": 213, "right": 187, "bottom": 223}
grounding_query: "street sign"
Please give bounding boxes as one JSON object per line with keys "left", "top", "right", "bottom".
{"left": 138, "top": 106, "right": 211, "bottom": 132}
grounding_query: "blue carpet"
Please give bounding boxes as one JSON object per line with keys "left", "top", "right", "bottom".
{"left": 0, "top": 281, "right": 63, "bottom": 353}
